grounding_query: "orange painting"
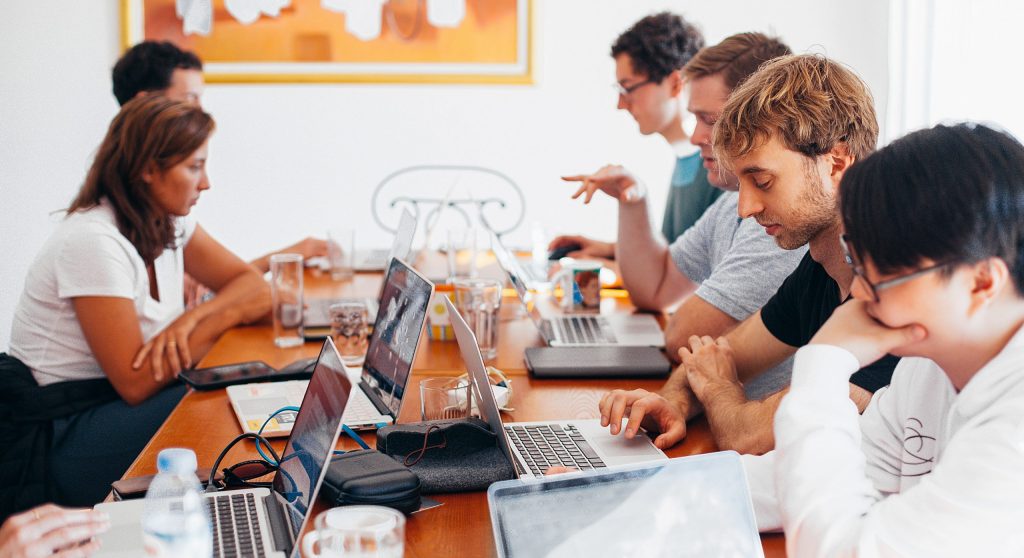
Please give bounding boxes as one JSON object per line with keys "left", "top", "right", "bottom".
{"left": 122, "top": 0, "right": 532, "bottom": 83}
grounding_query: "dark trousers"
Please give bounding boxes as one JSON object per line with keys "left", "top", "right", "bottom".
{"left": 49, "top": 384, "right": 186, "bottom": 506}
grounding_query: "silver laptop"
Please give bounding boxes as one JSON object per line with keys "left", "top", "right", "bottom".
{"left": 355, "top": 207, "right": 418, "bottom": 271}
{"left": 446, "top": 297, "right": 666, "bottom": 480}
{"left": 491, "top": 233, "right": 664, "bottom": 347}
{"left": 304, "top": 207, "right": 418, "bottom": 330}
{"left": 230, "top": 258, "right": 434, "bottom": 434}
{"left": 487, "top": 452, "right": 763, "bottom": 558}
{"left": 95, "top": 338, "right": 353, "bottom": 558}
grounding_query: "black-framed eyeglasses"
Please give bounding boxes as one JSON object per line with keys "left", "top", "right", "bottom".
{"left": 840, "top": 234, "right": 954, "bottom": 302}
{"left": 613, "top": 79, "right": 655, "bottom": 97}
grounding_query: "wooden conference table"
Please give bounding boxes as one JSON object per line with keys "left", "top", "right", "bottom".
{"left": 120, "top": 267, "right": 786, "bottom": 557}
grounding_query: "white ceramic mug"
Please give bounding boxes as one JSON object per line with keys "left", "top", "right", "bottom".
{"left": 301, "top": 506, "right": 405, "bottom": 558}
{"left": 554, "top": 258, "right": 603, "bottom": 311}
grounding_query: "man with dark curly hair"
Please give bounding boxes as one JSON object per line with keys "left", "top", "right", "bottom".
{"left": 112, "top": 41, "right": 204, "bottom": 106}
{"left": 550, "top": 12, "right": 719, "bottom": 261}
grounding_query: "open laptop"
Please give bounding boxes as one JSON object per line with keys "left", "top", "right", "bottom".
{"left": 354, "top": 208, "right": 418, "bottom": 271}
{"left": 304, "top": 207, "right": 418, "bottom": 331}
{"left": 229, "top": 258, "right": 434, "bottom": 434}
{"left": 446, "top": 297, "right": 666, "bottom": 479}
{"left": 96, "top": 338, "right": 352, "bottom": 558}
{"left": 491, "top": 233, "right": 664, "bottom": 347}
{"left": 487, "top": 452, "right": 762, "bottom": 558}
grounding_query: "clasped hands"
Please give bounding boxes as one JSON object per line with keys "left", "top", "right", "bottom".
{"left": 596, "top": 301, "right": 927, "bottom": 450}
{"left": 596, "top": 335, "right": 740, "bottom": 450}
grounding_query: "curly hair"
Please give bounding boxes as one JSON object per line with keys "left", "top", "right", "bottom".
{"left": 611, "top": 12, "right": 704, "bottom": 83}
{"left": 112, "top": 41, "right": 203, "bottom": 106}
{"left": 714, "top": 54, "right": 878, "bottom": 165}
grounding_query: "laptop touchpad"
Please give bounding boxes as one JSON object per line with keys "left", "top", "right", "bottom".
{"left": 579, "top": 422, "right": 664, "bottom": 458}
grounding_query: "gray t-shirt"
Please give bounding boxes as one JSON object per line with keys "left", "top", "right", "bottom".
{"left": 669, "top": 191, "right": 806, "bottom": 400}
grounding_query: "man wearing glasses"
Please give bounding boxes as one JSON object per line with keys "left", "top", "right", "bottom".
{"left": 600, "top": 54, "right": 899, "bottom": 455}
{"left": 548, "top": 12, "right": 721, "bottom": 265}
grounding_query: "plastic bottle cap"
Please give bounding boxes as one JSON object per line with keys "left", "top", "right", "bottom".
{"left": 157, "top": 448, "right": 198, "bottom": 475}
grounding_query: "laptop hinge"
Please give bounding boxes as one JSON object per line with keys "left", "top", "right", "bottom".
{"left": 263, "top": 491, "right": 293, "bottom": 555}
{"left": 361, "top": 380, "right": 393, "bottom": 418}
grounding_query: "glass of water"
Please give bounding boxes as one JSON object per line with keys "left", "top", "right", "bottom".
{"left": 327, "top": 228, "right": 355, "bottom": 281}
{"left": 452, "top": 278, "right": 502, "bottom": 360}
{"left": 329, "top": 299, "right": 369, "bottom": 367}
{"left": 270, "top": 253, "right": 304, "bottom": 348}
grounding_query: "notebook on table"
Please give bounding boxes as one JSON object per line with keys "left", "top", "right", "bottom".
{"left": 446, "top": 297, "right": 667, "bottom": 480}
{"left": 491, "top": 232, "right": 665, "bottom": 348}
{"left": 95, "top": 337, "right": 352, "bottom": 558}
{"left": 229, "top": 258, "right": 434, "bottom": 435}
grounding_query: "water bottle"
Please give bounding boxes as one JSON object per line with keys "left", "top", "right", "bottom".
{"left": 142, "top": 448, "right": 213, "bottom": 558}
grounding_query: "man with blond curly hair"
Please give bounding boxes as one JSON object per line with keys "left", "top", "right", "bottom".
{"left": 600, "top": 54, "right": 899, "bottom": 455}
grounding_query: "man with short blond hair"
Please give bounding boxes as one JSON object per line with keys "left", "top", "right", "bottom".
{"left": 600, "top": 53, "right": 898, "bottom": 455}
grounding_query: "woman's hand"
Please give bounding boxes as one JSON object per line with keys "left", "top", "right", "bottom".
{"left": 132, "top": 312, "right": 200, "bottom": 380}
{"left": 0, "top": 505, "right": 109, "bottom": 558}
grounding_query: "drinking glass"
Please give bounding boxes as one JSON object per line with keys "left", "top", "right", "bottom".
{"left": 445, "top": 228, "right": 478, "bottom": 280}
{"left": 270, "top": 253, "right": 304, "bottom": 348}
{"left": 327, "top": 228, "right": 356, "bottom": 281}
{"left": 452, "top": 278, "right": 502, "bottom": 360}
{"left": 419, "top": 377, "right": 472, "bottom": 421}
{"left": 329, "top": 299, "right": 369, "bottom": 367}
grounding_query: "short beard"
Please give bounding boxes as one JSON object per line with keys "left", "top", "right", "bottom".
{"left": 773, "top": 158, "right": 837, "bottom": 250}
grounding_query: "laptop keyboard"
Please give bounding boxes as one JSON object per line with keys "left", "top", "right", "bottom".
{"left": 553, "top": 316, "right": 617, "bottom": 345}
{"left": 342, "top": 390, "right": 383, "bottom": 423}
{"left": 208, "top": 492, "right": 266, "bottom": 558}
{"left": 505, "top": 424, "right": 607, "bottom": 476}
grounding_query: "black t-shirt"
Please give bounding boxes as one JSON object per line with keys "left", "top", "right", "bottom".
{"left": 760, "top": 252, "right": 897, "bottom": 392}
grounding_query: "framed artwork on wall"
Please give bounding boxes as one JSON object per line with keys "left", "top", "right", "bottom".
{"left": 120, "top": 0, "right": 532, "bottom": 84}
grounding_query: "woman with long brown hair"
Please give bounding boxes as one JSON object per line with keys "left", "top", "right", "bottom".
{"left": 6, "top": 95, "right": 269, "bottom": 506}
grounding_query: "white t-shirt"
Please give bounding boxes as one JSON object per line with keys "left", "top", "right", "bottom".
{"left": 9, "top": 199, "right": 197, "bottom": 386}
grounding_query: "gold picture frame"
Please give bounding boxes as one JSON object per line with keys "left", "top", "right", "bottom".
{"left": 120, "top": 0, "right": 533, "bottom": 84}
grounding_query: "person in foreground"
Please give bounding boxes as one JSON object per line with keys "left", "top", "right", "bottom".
{"left": 5, "top": 95, "right": 270, "bottom": 508}
{"left": 728, "top": 123, "right": 1024, "bottom": 556}
{"left": 600, "top": 54, "right": 897, "bottom": 454}
{"left": 0, "top": 505, "right": 109, "bottom": 558}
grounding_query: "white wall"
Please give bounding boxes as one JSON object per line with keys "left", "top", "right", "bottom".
{"left": 0, "top": 0, "right": 889, "bottom": 349}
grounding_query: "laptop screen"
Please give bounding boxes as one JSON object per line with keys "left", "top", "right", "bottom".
{"left": 487, "top": 452, "right": 761, "bottom": 558}
{"left": 362, "top": 258, "right": 434, "bottom": 417}
{"left": 272, "top": 338, "right": 352, "bottom": 547}
{"left": 445, "top": 297, "right": 516, "bottom": 468}
{"left": 385, "top": 208, "right": 417, "bottom": 266}
{"left": 490, "top": 233, "right": 547, "bottom": 330}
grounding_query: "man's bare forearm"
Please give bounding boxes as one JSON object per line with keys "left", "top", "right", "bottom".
{"left": 658, "top": 365, "right": 703, "bottom": 420}
{"left": 701, "top": 382, "right": 783, "bottom": 455}
{"left": 617, "top": 200, "right": 679, "bottom": 309}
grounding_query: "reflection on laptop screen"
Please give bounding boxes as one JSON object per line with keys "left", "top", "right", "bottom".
{"left": 272, "top": 339, "right": 352, "bottom": 541}
{"left": 362, "top": 258, "right": 433, "bottom": 417}
{"left": 491, "top": 233, "right": 545, "bottom": 327}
